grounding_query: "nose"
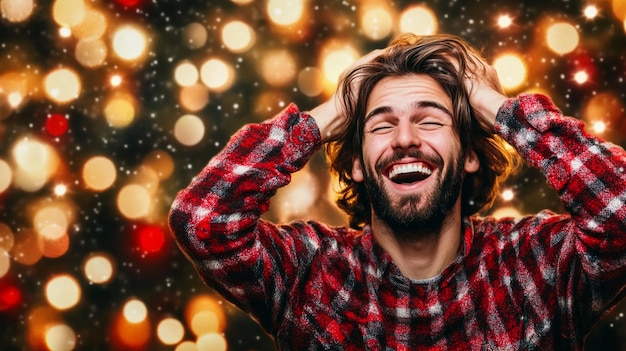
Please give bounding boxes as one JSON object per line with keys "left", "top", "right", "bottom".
{"left": 391, "top": 121, "right": 421, "bottom": 150}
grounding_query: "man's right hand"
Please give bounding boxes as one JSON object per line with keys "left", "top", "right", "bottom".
{"left": 307, "top": 49, "right": 384, "bottom": 144}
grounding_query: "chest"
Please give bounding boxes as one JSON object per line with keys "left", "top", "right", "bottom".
{"left": 277, "top": 255, "right": 558, "bottom": 350}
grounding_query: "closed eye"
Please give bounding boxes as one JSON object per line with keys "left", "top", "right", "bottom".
{"left": 369, "top": 125, "right": 394, "bottom": 134}
{"left": 418, "top": 121, "right": 446, "bottom": 131}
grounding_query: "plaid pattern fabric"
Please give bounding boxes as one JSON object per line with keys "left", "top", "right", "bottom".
{"left": 169, "top": 94, "right": 626, "bottom": 350}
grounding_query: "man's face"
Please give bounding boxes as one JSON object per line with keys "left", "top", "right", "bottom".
{"left": 351, "top": 74, "right": 479, "bottom": 235}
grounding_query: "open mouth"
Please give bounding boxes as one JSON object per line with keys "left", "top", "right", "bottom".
{"left": 387, "top": 163, "right": 433, "bottom": 184}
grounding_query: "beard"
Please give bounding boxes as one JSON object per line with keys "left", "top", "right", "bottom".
{"left": 362, "top": 149, "right": 466, "bottom": 241}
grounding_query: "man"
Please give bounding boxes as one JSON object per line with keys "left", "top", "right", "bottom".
{"left": 168, "top": 34, "right": 626, "bottom": 350}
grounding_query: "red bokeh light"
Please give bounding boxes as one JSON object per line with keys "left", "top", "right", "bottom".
{"left": 136, "top": 225, "right": 166, "bottom": 254}
{"left": 115, "top": 0, "right": 142, "bottom": 7}
{"left": 0, "top": 278, "right": 22, "bottom": 312}
{"left": 45, "top": 113, "right": 68, "bottom": 137}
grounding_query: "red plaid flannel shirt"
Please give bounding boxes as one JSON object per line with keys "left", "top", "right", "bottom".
{"left": 169, "top": 94, "right": 626, "bottom": 350}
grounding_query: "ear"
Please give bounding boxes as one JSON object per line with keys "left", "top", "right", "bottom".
{"left": 464, "top": 149, "right": 480, "bottom": 174}
{"left": 352, "top": 157, "right": 364, "bottom": 182}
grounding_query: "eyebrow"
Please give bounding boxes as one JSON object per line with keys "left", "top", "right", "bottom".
{"left": 364, "top": 100, "right": 453, "bottom": 124}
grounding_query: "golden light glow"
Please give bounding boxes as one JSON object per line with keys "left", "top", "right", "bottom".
{"left": 112, "top": 25, "right": 148, "bottom": 61}
{"left": 174, "top": 114, "right": 206, "bottom": 146}
{"left": 44, "top": 323, "right": 76, "bottom": 351}
{"left": 141, "top": 150, "right": 175, "bottom": 181}
{"left": 157, "top": 318, "right": 185, "bottom": 345}
{"left": 75, "top": 38, "right": 107, "bottom": 68}
{"left": 116, "top": 184, "right": 152, "bottom": 219}
{"left": 82, "top": 156, "right": 117, "bottom": 191}
{"left": 59, "top": 26, "right": 72, "bottom": 38}
{"left": 491, "top": 206, "right": 523, "bottom": 219}
{"left": 10, "top": 228, "right": 42, "bottom": 265}
{"left": 71, "top": 8, "right": 107, "bottom": 39}
{"left": 0, "top": 222, "right": 15, "bottom": 251}
{"left": 297, "top": 67, "right": 324, "bottom": 97}
{"left": 104, "top": 94, "right": 136, "bottom": 128}
{"left": 492, "top": 53, "right": 527, "bottom": 92}
{"left": 175, "top": 61, "right": 199, "bottom": 87}
{"left": 320, "top": 41, "right": 359, "bottom": 91}
{"left": 613, "top": 0, "right": 626, "bottom": 21}
{"left": 190, "top": 310, "right": 220, "bottom": 337}
{"left": 123, "top": 298, "right": 148, "bottom": 323}
{"left": 45, "top": 274, "right": 81, "bottom": 310}
{"left": 0, "top": 248, "right": 9, "bottom": 278}
{"left": 273, "top": 166, "right": 319, "bottom": 222}
{"left": 44, "top": 68, "right": 82, "bottom": 103}
{"left": 221, "top": 20, "right": 255, "bottom": 53}
{"left": 546, "top": 22, "right": 579, "bottom": 55}
{"left": 196, "top": 333, "right": 227, "bottom": 351}
{"left": 501, "top": 188, "right": 514, "bottom": 201}
{"left": 185, "top": 295, "right": 226, "bottom": 335}
{"left": 33, "top": 205, "right": 68, "bottom": 240}
{"left": 592, "top": 120, "right": 607, "bottom": 134}
{"left": 574, "top": 70, "right": 589, "bottom": 84}
{"left": 182, "top": 22, "right": 208, "bottom": 49}
{"left": 360, "top": 6, "right": 393, "bottom": 41}
{"left": 0, "top": 159, "right": 12, "bottom": 193}
{"left": 12, "top": 137, "right": 60, "bottom": 192}
{"left": 497, "top": 14, "right": 513, "bottom": 28}
{"left": 175, "top": 341, "right": 198, "bottom": 351}
{"left": 179, "top": 84, "right": 210, "bottom": 112}
{"left": 110, "top": 74, "right": 122, "bottom": 87}
{"left": 52, "top": 0, "right": 86, "bottom": 27}
{"left": 114, "top": 311, "right": 151, "bottom": 348}
{"left": 83, "top": 253, "right": 115, "bottom": 284}
{"left": 266, "top": 0, "right": 304, "bottom": 26}
{"left": 200, "top": 58, "right": 235, "bottom": 92}
{"left": 583, "top": 5, "right": 599, "bottom": 19}
{"left": 399, "top": 5, "right": 438, "bottom": 35}
{"left": 261, "top": 50, "right": 297, "bottom": 87}
{"left": 1, "top": 0, "right": 34, "bottom": 23}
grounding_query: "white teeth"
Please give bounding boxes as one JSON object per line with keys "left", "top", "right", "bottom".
{"left": 388, "top": 164, "right": 432, "bottom": 179}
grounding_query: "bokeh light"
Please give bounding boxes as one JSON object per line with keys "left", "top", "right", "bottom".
{"left": 261, "top": 50, "right": 297, "bottom": 87}
{"left": 360, "top": 6, "right": 394, "bottom": 41}
{"left": 45, "top": 274, "right": 81, "bottom": 310}
{"left": 492, "top": 53, "right": 528, "bottom": 92}
{"left": 112, "top": 24, "right": 148, "bottom": 61}
{"left": 1, "top": 0, "right": 34, "bottom": 23}
{"left": 266, "top": 0, "right": 304, "bottom": 26}
{"left": 174, "top": 114, "right": 206, "bottom": 146}
{"left": 83, "top": 253, "right": 115, "bottom": 284}
{"left": 116, "top": 184, "right": 152, "bottom": 219}
{"left": 123, "top": 298, "right": 147, "bottom": 323}
{"left": 221, "top": 20, "right": 255, "bottom": 53}
{"left": 44, "top": 324, "right": 76, "bottom": 351}
{"left": 175, "top": 61, "right": 200, "bottom": 87}
{"left": 546, "top": 21, "right": 579, "bottom": 55}
{"left": 52, "top": 0, "right": 85, "bottom": 27}
{"left": 157, "top": 317, "right": 185, "bottom": 345}
{"left": 197, "top": 333, "right": 227, "bottom": 351}
{"left": 0, "top": 159, "right": 12, "bottom": 193}
{"left": 200, "top": 58, "right": 235, "bottom": 92}
{"left": 44, "top": 68, "right": 82, "bottom": 104}
{"left": 399, "top": 5, "right": 438, "bottom": 35}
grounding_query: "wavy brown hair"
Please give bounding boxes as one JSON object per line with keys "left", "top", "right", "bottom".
{"left": 326, "top": 33, "right": 522, "bottom": 229}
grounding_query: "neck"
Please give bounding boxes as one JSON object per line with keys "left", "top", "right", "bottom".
{"left": 371, "top": 202, "right": 463, "bottom": 281}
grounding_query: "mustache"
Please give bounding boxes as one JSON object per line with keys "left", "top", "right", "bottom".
{"left": 374, "top": 150, "right": 444, "bottom": 173}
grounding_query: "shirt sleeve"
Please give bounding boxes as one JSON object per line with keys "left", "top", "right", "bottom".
{"left": 168, "top": 103, "right": 323, "bottom": 331}
{"left": 495, "top": 93, "right": 626, "bottom": 331}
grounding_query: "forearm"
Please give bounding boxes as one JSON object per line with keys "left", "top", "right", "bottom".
{"left": 496, "top": 94, "right": 626, "bottom": 242}
{"left": 170, "top": 103, "right": 320, "bottom": 240}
